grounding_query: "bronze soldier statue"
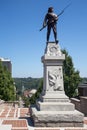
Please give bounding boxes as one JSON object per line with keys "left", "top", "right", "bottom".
{"left": 40, "top": 4, "right": 71, "bottom": 43}
{"left": 43, "top": 7, "right": 58, "bottom": 43}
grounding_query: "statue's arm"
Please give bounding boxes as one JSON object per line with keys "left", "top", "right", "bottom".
{"left": 53, "top": 13, "right": 58, "bottom": 21}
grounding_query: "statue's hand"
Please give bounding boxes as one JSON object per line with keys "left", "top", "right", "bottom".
{"left": 43, "top": 24, "right": 47, "bottom": 27}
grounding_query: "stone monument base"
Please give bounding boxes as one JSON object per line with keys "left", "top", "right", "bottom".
{"left": 40, "top": 92, "right": 70, "bottom": 102}
{"left": 31, "top": 107, "right": 84, "bottom": 127}
{"left": 30, "top": 42, "right": 84, "bottom": 127}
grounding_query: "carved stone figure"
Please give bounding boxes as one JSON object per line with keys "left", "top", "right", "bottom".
{"left": 45, "top": 43, "right": 62, "bottom": 56}
{"left": 48, "top": 68, "right": 63, "bottom": 91}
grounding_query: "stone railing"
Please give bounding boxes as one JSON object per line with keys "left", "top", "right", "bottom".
{"left": 80, "top": 97, "right": 87, "bottom": 116}
{"left": 71, "top": 98, "right": 81, "bottom": 112}
{"left": 71, "top": 97, "right": 87, "bottom": 116}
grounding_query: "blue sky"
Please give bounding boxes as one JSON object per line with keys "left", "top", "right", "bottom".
{"left": 0, "top": 0, "right": 87, "bottom": 78}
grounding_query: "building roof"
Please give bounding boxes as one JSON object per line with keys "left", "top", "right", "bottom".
{"left": 78, "top": 82, "right": 87, "bottom": 88}
{"left": 0, "top": 57, "right": 11, "bottom": 61}
{"left": 30, "top": 89, "right": 37, "bottom": 94}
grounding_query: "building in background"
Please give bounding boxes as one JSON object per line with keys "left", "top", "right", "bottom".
{"left": 29, "top": 89, "right": 37, "bottom": 97}
{"left": 0, "top": 57, "right": 12, "bottom": 74}
{"left": 78, "top": 82, "right": 87, "bottom": 96}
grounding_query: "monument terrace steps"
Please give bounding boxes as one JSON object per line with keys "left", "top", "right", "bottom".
{"left": 36, "top": 101, "right": 75, "bottom": 111}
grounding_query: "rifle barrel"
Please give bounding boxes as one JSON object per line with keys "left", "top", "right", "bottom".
{"left": 40, "top": 25, "right": 47, "bottom": 31}
{"left": 63, "top": 2, "right": 72, "bottom": 11}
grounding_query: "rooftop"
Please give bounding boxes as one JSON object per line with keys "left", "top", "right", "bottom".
{"left": 0, "top": 57, "right": 11, "bottom": 61}
{"left": 79, "top": 83, "right": 87, "bottom": 88}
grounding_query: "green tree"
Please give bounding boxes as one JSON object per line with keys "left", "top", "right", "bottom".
{"left": 29, "top": 78, "right": 43, "bottom": 104}
{"left": 0, "top": 61, "right": 16, "bottom": 101}
{"left": 22, "top": 96, "right": 30, "bottom": 107}
{"left": 62, "top": 49, "right": 81, "bottom": 98}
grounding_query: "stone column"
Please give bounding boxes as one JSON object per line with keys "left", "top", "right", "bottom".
{"left": 41, "top": 42, "right": 69, "bottom": 102}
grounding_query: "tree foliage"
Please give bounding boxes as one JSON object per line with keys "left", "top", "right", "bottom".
{"left": 14, "top": 77, "right": 41, "bottom": 93}
{"left": 29, "top": 78, "right": 43, "bottom": 104}
{"left": 0, "top": 61, "right": 16, "bottom": 101}
{"left": 82, "top": 77, "right": 87, "bottom": 83}
{"left": 22, "top": 79, "right": 43, "bottom": 106}
{"left": 62, "top": 49, "right": 81, "bottom": 98}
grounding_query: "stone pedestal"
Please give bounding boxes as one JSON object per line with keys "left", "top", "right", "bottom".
{"left": 30, "top": 42, "right": 84, "bottom": 127}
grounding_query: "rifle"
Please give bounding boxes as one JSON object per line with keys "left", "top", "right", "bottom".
{"left": 39, "top": 3, "right": 71, "bottom": 31}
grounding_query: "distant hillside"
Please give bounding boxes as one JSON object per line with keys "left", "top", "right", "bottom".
{"left": 82, "top": 77, "right": 87, "bottom": 83}
{"left": 13, "top": 77, "right": 87, "bottom": 94}
{"left": 13, "top": 77, "right": 42, "bottom": 92}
